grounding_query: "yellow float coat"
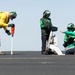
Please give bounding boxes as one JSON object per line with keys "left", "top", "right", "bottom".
{"left": 0, "top": 12, "right": 10, "bottom": 30}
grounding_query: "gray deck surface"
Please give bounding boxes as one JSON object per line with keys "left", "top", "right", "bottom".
{"left": 0, "top": 51, "right": 75, "bottom": 75}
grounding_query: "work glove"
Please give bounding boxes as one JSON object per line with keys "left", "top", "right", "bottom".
{"left": 8, "top": 23, "right": 15, "bottom": 27}
{"left": 5, "top": 30, "right": 11, "bottom": 35}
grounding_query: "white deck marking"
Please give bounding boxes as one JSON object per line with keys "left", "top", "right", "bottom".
{"left": 0, "top": 57, "right": 53, "bottom": 60}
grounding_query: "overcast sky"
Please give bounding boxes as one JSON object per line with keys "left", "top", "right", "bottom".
{"left": 0, "top": 0, "right": 75, "bottom": 51}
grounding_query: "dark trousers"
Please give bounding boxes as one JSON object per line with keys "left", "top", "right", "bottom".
{"left": 41, "top": 29, "right": 50, "bottom": 51}
{"left": 65, "top": 47, "right": 75, "bottom": 55}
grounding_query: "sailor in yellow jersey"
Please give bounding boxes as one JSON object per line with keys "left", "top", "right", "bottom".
{"left": 0, "top": 11, "right": 17, "bottom": 35}
{"left": 0, "top": 11, "right": 17, "bottom": 54}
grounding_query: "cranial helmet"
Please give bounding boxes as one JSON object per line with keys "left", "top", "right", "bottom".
{"left": 67, "top": 23, "right": 74, "bottom": 29}
{"left": 43, "top": 10, "right": 51, "bottom": 17}
{"left": 10, "top": 11, "right": 17, "bottom": 19}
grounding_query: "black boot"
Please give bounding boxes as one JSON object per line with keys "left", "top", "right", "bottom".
{"left": 5, "top": 30, "right": 11, "bottom": 35}
{"left": 41, "top": 50, "right": 45, "bottom": 54}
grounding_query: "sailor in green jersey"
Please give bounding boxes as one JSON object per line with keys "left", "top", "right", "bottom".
{"left": 40, "top": 10, "right": 53, "bottom": 54}
{"left": 64, "top": 30, "right": 75, "bottom": 48}
{"left": 61, "top": 23, "right": 75, "bottom": 49}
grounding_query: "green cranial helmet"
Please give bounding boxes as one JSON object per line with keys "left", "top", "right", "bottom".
{"left": 10, "top": 11, "right": 17, "bottom": 19}
{"left": 43, "top": 10, "right": 51, "bottom": 17}
{"left": 67, "top": 23, "right": 74, "bottom": 29}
